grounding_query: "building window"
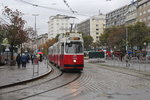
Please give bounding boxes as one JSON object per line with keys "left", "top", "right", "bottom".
{"left": 148, "top": 2, "right": 150, "bottom": 6}
{"left": 139, "top": 6, "right": 142, "bottom": 9}
{"left": 96, "top": 29, "right": 99, "bottom": 31}
{"left": 139, "top": 12, "right": 142, "bottom": 16}
{"left": 96, "top": 24, "right": 99, "bottom": 27}
{"left": 96, "top": 32, "right": 99, "bottom": 35}
{"left": 148, "top": 16, "right": 150, "bottom": 20}
{"left": 148, "top": 9, "right": 150, "bottom": 13}
{"left": 139, "top": 19, "right": 142, "bottom": 22}
{"left": 143, "top": 18, "right": 146, "bottom": 21}
{"left": 148, "top": 23, "right": 150, "bottom": 27}
{"left": 96, "top": 36, "right": 99, "bottom": 39}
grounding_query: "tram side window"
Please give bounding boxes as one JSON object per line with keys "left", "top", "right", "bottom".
{"left": 76, "top": 43, "right": 83, "bottom": 53}
{"left": 61, "top": 43, "right": 64, "bottom": 54}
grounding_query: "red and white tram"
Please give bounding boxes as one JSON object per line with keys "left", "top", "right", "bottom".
{"left": 48, "top": 33, "right": 84, "bottom": 72}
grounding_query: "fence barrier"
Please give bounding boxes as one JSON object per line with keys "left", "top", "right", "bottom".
{"left": 89, "top": 56, "right": 150, "bottom": 73}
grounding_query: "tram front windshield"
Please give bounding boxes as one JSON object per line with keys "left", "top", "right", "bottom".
{"left": 65, "top": 42, "right": 83, "bottom": 54}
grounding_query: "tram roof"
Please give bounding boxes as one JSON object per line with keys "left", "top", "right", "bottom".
{"left": 58, "top": 33, "right": 83, "bottom": 42}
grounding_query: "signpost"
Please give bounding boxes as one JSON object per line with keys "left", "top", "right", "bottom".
{"left": 33, "top": 58, "right": 39, "bottom": 76}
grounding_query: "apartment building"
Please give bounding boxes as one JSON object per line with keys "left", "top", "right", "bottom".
{"left": 48, "top": 14, "right": 71, "bottom": 39}
{"left": 77, "top": 14, "right": 105, "bottom": 42}
{"left": 137, "top": 0, "right": 150, "bottom": 27}
{"left": 125, "top": 1, "right": 137, "bottom": 25}
{"left": 37, "top": 33, "right": 48, "bottom": 46}
{"left": 106, "top": 5, "right": 128, "bottom": 28}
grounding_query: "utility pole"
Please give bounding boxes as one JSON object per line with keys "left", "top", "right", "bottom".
{"left": 32, "top": 14, "right": 39, "bottom": 51}
{"left": 126, "top": 27, "right": 128, "bottom": 53}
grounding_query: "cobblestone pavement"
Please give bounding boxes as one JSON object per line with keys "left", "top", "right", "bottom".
{"left": 21, "top": 62, "right": 150, "bottom": 100}
{"left": 0, "top": 60, "right": 51, "bottom": 88}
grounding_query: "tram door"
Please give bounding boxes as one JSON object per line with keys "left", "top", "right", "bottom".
{"left": 60, "top": 43, "right": 64, "bottom": 68}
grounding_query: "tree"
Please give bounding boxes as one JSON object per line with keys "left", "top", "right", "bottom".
{"left": 99, "top": 22, "right": 150, "bottom": 52}
{"left": 128, "top": 22, "right": 150, "bottom": 50}
{"left": 99, "top": 26, "right": 126, "bottom": 51}
{"left": 40, "top": 38, "right": 56, "bottom": 55}
{"left": 83, "top": 35, "right": 93, "bottom": 50}
{"left": 2, "top": 6, "right": 28, "bottom": 62}
{"left": 0, "top": 24, "right": 7, "bottom": 43}
{"left": 99, "top": 32, "right": 109, "bottom": 47}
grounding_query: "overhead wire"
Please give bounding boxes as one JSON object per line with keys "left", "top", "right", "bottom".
{"left": 15, "top": 0, "right": 90, "bottom": 17}
{"left": 16, "top": 0, "right": 74, "bottom": 14}
{"left": 63, "top": 0, "right": 77, "bottom": 13}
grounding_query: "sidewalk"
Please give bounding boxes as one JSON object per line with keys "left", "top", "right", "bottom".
{"left": 0, "top": 60, "right": 51, "bottom": 88}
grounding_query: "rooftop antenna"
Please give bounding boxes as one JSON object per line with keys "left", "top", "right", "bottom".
{"left": 99, "top": 10, "right": 102, "bottom": 15}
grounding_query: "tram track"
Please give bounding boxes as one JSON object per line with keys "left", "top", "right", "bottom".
{"left": 87, "top": 62, "right": 150, "bottom": 81}
{"left": 21, "top": 72, "right": 81, "bottom": 100}
{"left": 55, "top": 63, "right": 150, "bottom": 100}
{"left": 0, "top": 64, "right": 81, "bottom": 100}
{"left": 0, "top": 63, "right": 62, "bottom": 94}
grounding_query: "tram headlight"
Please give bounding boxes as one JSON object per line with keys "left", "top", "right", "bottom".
{"left": 73, "top": 59, "right": 77, "bottom": 63}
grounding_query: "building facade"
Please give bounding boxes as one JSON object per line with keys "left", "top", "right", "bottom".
{"left": 125, "top": 1, "right": 137, "bottom": 25}
{"left": 37, "top": 33, "right": 48, "bottom": 46}
{"left": 77, "top": 14, "right": 106, "bottom": 42}
{"left": 106, "top": 5, "right": 128, "bottom": 28}
{"left": 137, "top": 0, "right": 150, "bottom": 27}
{"left": 48, "top": 14, "right": 71, "bottom": 39}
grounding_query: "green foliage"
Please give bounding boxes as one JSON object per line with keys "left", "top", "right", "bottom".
{"left": 2, "top": 6, "right": 29, "bottom": 61}
{"left": 99, "top": 26, "right": 126, "bottom": 51}
{"left": 99, "top": 22, "right": 150, "bottom": 51}
{"left": 3, "top": 7, "right": 28, "bottom": 46}
{"left": 128, "top": 22, "right": 150, "bottom": 50}
{"left": 83, "top": 35, "right": 93, "bottom": 50}
{"left": 0, "top": 24, "right": 7, "bottom": 43}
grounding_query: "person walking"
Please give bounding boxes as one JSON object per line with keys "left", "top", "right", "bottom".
{"left": 120, "top": 52, "right": 124, "bottom": 62}
{"left": 16, "top": 53, "right": 21, "bottom": 68}
{"left": 39, "top": 54, "right": 43, "bottom": 62}
{"left": 21, "top": 53, "right": 27, "bottom": 68}
{"left": 124, "top": 53, "right": 130, "bottom": 67}
{"left": 31, "top": 54, "right": 36, "bottom": 64}
{"left": 31, "top": 54, "right": 34, "bottom": 64}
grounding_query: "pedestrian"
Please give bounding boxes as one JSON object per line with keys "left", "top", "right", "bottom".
{"left": 124, "top": 53, "right": 130, "bottom": 67}
{"left": 120, "top": 52, "right": 124, "bottom": 62}
{"left": 31, "top": 54, "right": 34, "bottom": 64}
{"left": 26, "top": 54, "right": 30, "bottom": 63}
{"left": 21, "top": 53, "right": 27, "bottom": 68}
{"left": 16, "top": 53, "right": 21, "bottom": 68}
{"left": 36, "top": 54, "right": 40, "bottom": 61}
{"left": 39, "top": 54, "right": 43, "bottom": 62}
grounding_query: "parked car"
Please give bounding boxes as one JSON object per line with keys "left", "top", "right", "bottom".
{"left": 146, "top": 54, "right": 150, "bottom": 60}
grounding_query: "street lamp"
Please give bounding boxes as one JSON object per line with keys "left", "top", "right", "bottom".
{"left": 125, "top": 1, "right": 137, "bottom": 53}
{"left": 32, "top": 14, "right": 39, "bottom": 50}
{"left": 126, "top": 27, "right": 128, "bottom": 53}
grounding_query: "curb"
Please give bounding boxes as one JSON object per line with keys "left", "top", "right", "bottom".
{"left": 0, "top": 65, "right": 52, "bottom": 89}
{"left": 98, "top": 63, "right": 150, "bottom": 76}
{"left": 89, "top": 62, "right": 150, "bottom": 80}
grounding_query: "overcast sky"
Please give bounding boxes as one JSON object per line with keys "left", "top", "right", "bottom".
{"left": 0, "top": 0, "right": 134, "bottom": 35}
